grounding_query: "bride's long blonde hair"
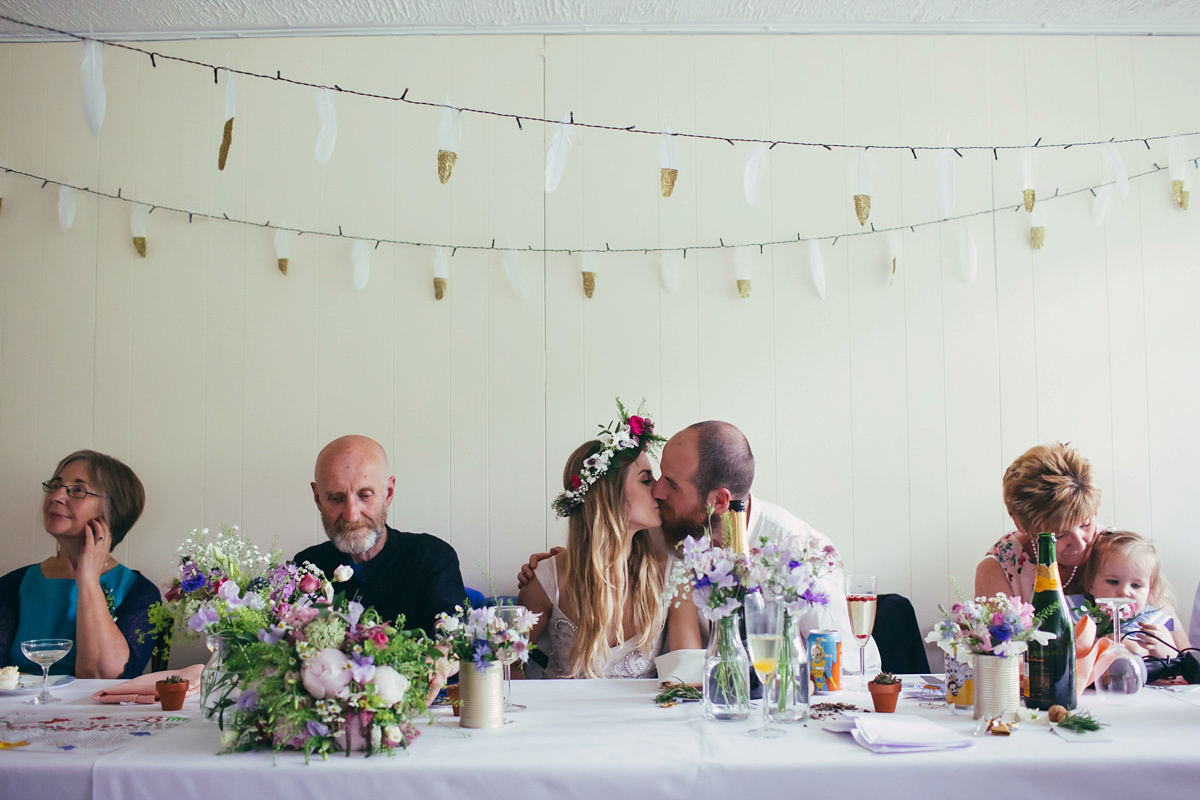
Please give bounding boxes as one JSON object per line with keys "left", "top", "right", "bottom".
{"left": 560, "top": 439, "right": 664, "bottom": 678}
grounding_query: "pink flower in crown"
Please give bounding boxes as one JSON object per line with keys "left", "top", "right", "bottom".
{"left": 627, "top": 415, "right": 648, "bottom": 438}
{"left": 571, "top": 474, "right": 583, "bottom": 491}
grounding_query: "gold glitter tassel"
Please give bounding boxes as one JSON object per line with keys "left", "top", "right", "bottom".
{"left": 854, "top": 194, "right": 871, "bottom": 226}
{"left": 737, "top": 279, "right": 751, "bottom": 299}
{"left": 434, "top": 276, "right": 446, "bottom": 300}
{"left": 1172, "top": 180, "right": 1188, "bottom": 209}
{"left": 277, "top": 258, "right": 289, "bottom": 276}
{"left": 1023, "top": 189, "right": 1035, "bottom": 213}
{"left": 661, "top": 168, "right": 678, "bottom": 198}
{"left": 132, "top": 237, "right": 146, "bottom": 258}
{"left": 218, "top": 117, "right": 234, "bottom": 171}
{"left": 1030, "top": 226, "right": 1045, "bottom": 250}
{"left": 582, "top": 271, "right": 595, "bottom": 298}
{"left": 438, "top": 150, "right": 457, "bottom": 184}
{"left": 0, "top": 197, "right": 4, "bottom": 214}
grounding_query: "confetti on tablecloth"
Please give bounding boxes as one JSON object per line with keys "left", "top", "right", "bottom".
{"left": 0, "top": 711, "right": 190, "bottom": 754}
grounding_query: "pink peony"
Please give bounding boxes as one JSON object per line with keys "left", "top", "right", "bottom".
{"left": 301, "top": 648, "right": 352, "bottom": 699}
{"left": 372, "top": 666, "right": 410, "bottom": 706}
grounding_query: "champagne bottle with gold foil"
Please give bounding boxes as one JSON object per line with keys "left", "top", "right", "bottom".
{"left": 725, "top": 499, "right": 749, "bottom": 554}
{"left": 1026, "top": 532, "right": 1077, "bottom": 710}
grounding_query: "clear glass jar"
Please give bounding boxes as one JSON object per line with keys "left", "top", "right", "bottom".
{"left": 703, "top": 612, "right": 751, "bottom": 721}
{"left": 770, "top": 609, "right": 810, "bottom": 722}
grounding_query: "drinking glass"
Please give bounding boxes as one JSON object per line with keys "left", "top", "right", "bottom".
{"left": 845, "top": 576, "right": 877, "bottom": 689}
{"left": 744, "top": 592, "right": 785, "bottom": 738}
{"left": 20, "top": 639, "right": 73, "bottom": 705}
{"left": 1093, "top": 597, "right": 1146, "bottom": 703}
{"left": 495, "top": 605, "right": 526, "bottom": 712}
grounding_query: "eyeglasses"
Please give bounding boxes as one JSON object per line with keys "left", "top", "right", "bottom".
{"left": 42, "top": 480, "right": 102, "bottom": 500}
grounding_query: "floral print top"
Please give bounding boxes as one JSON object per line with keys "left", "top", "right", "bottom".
{"left": 984, "top": 531, "right": 1036, "bottom": 604}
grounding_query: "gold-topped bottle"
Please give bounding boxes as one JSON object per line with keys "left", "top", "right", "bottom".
{"left": 725, "top": 499, "right": 749, "bottom": 554}
{"left": 1025, "top": 532, "right": 1077, "bottom": 710}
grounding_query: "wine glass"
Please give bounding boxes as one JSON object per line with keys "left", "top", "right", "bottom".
{"left": 20, "top": 639, "right": 73, "bottom": 705}
{"left": 744, "top": 591, "right": 785, "bottom": 739}
{"left": 1093, "top": 597, "right": 1146, "bottom": 703}
{"left": 845, "top": 576, "right": 877, "bottom": 689}
{"left": 495, "top": 605, "right": 526, "bottom": 713}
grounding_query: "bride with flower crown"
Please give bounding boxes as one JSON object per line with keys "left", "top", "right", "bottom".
{"left": 518, "top": 404, "right": 700, "bottom": 678}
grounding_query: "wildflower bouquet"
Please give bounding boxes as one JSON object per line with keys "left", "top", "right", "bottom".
{"left": 434, "top": 604, "right": 539, "bottom": 671}
{"left": 219, "top": 597, "right": 437, "bottom": 760}
{"left": 926, "top": 592, "right": 1058, "bottom": 657}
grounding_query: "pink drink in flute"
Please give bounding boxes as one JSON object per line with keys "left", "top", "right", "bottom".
{"left": 845, "top": 576, "right": 877, "bottom": 689}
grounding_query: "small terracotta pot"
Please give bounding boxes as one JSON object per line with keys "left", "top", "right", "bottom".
{"left": 156, "top": 680, "right": 190, "bottom": 712}
{"left": 446, "top": 684, "right": 461, "bottom": 717}
{"left": 868, "top": 681, "right": 902, "bottom": 713}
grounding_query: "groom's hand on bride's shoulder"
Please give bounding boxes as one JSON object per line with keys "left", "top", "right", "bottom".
{"left": 516, "top": 547, "right": 564, "bottom": 588}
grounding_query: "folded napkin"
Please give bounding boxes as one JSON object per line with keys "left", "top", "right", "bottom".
{"left": 848, "top": 714, "right": 974, "bottom": 754}
{"left": 92, "top": 664, "right": 205, "bottom": 705}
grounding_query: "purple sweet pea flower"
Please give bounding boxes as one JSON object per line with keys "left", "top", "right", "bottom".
{"left": 346, "top": 600, "right": 364, "bottom": 628}
{"left": 349, "top": 652, "right": 376, "bottom": 685}
{"left": 257, "top": 625, "right": 285, "bottom": 645}
{"left": 217, "top": 580, "right": 244, "bottom": 606}
{"left": 187, "top": 604, "right": 219, "bottom": 632}
{"left": 236, "top": 690, "right": 259, "bottom": 711}
{"left": 306, "top": 720, "right": 330, "bottom": 738}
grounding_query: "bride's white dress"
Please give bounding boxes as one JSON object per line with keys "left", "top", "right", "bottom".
{"left": 533, "top": 555, "right": 675, "bottom": 679}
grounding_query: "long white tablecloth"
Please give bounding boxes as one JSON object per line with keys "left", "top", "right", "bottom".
{"left": 3, "top": 678, "right": 1199, "bottom": 800}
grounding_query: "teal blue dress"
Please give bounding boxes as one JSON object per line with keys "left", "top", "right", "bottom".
{"left": 0, "top": 563, "right": 159, "bottom": 678}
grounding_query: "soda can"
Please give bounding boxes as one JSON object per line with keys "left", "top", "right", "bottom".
{"left": 808, "top": 629, "right": 842, "bottom": 694}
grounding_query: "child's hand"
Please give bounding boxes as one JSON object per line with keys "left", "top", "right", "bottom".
{"left": 1132, "top": 621, "right": 1177, "bottom": 659}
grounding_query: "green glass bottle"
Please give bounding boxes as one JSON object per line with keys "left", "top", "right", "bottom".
{"left": 1025, "top": 532, "right": 1077, "bottom": 710}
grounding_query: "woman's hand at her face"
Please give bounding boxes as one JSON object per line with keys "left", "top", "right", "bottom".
{"left": 77, "top": 517, "right": 113, "bottom": 582}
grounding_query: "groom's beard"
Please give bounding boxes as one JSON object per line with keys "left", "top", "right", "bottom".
{"left": 658, "top": 502, "right": 710, "bottom": 548}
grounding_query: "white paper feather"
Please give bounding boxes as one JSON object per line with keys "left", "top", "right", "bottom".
{"left": 434, "top": 247, "right": 449, "bottom": 280}
{"left": 887, "top": 231, "right": 901, "bottom": 287}
{"left": 130, "top": 204, "right": 147, "bottom": 237}
{"left": 351, "top": 240, "right": 370, "bottom": 290}
{"left": 315, "top": 89, "right": 337, "bottom": 166}
{"left": 660, "top": 251, "right": 681, "bottom": 295}
{"left": 274, "top": 227, "right": 292, "bottom": 259}
{"left": 939, "top": 141, "right": 956, "bottom": 219}
{"left": 958, "top": 226, "right": 977, "bottom": 284}
{"left": 1022, "top": 147, "right": 1038, "bottom": 190}
{"left": 658, "top": 126, "right": 679, "bottom": 170}
{"left": 502, "top": 252, "right": 528, "bottom": 300}
{"left": 1091, "top": 185, "right": 1111, "bottom": 227}
{"left": 809, "top": 240, "right": 826, "bottom": 301}
{"left": 743, "top": 142, "right": 770, "bottom": 207}
{"left": 80, "top": 41, "right": 106, "bottom": 138}
{"left": 581, "top": 252, "right": 598, "bottom": 276}
{"left": 57, "top": 186, "right": 76, "bottom": 231}
{"left": 1168, "top": 135, "right": 1187, "bottom": 182}
{"left": 439, "top": 101, "right": 462, "bottom": 151}
{"left": 850, "top": 148, "right": 874, "bottom": 195}
{"left": 224, "top": 69, "right": 237, "bottom": 120}
{"left": 545, "top": 113, "right": 573, "bottom": 194}
{"left": 734, "top": 247, "right": 753, "bottom": 281}
{"left": 1103, "top": 142, "right": 1129, "bottom": 199}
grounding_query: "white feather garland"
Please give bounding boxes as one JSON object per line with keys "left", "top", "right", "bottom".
{"left": 502, "top": 252, "right": 528, "bottom": 300}
{"left": 851, "top": 148, "right": 873, "bottom": 195}
{"left": 658, "top": 126, "right": 679, "bottom": 170}
{"left": 660, "top": 251, "right": 681, "bottom": 295}
{"left": 130, "top": 204, "right": 147, "bottom": 237}
{"left": 1022, "top": 147, "right": 1039, "bottom": 191}
{"left": 274, "top": 227, "right": 292, "bottom": 260}
{"left": 958, "top": 226, "right": 977, "bottom": 284}
{"left": 545, "top": 113, "right": 573, "bottom": 194}
{"left": 434, "top": 247, "right": 450, "bottom": 280}
{"left": 809, "top": 240, "right": 826, "bottom": 301}
{"left": 224, "top": 69, "right": 237, "bottom": 120}
{"left": 315, "top": 89, "right": 338, "bottom": 166}
{"left": 743, "top": 142, "right": 769, "bottom": 207}
{"left": 1091, "top": 185, "right": 1111, "bottom": 227}
{"left": 58, "top": 186, "right": 76, "bottom": 231}
{"left": 1103, "top": 142, "right": 1129, "bottom": 199}
{"left": 1169, "top": 135, "right": 1188, "bottom": 182}
{"left": 439, "top": 101, "right": 462, "bottom": 152}
{"left": 939, "top": 141, "right": 956, "bottom": 219}
{"left": 80, "top": 41, "right": 106, "bottom": 138}
{"left": 351, "top": 240, "right": 370, "bottom": 290}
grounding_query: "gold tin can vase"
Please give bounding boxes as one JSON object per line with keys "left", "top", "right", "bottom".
{"left": 459, "top": 662, "right": 505, "bottom": 729}
{"left": 973, "top": 653, "right": 1020, "bottom": 721}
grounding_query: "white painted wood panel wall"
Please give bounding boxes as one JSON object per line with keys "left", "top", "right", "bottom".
{"left": 1, "top": 35, "right": 1197, "bottom": 645}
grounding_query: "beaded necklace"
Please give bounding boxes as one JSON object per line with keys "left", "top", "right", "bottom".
{"left": 1029, "top": 534, "right": 1079, "bottom": 589}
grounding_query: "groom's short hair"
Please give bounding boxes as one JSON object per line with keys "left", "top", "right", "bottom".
{"left": 687, "top": 421, "right": 754, "bottom": 501}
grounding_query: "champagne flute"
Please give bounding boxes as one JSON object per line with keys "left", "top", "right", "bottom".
{"left": 495, "top": 605, "right": 526, "bottom": 712}
{"left": 20, "top": 639, "right": 73, "bottom": 705}
{"left": 744, "top": 592, "right": 785, "bottom": 739}
{"left": 1094, "top": 597, "right": 1146, "bottom": 702}
{"left": 845, "top": 576, "right": 877, "bottom": 690}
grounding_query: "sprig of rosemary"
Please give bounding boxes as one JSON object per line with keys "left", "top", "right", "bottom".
{"left": 654, "top": 681, "right": 703, "bottom": 707}
{"left": 1057, "top": 710, "right": 1102, "bottom": 733}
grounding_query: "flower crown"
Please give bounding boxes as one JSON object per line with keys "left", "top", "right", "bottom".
{"left": 552, "top": 400, "right": 666, "bottom": 518}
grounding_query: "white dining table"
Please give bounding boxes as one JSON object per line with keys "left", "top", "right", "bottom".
{"left": 2, "top": 677, "right": 1198, "bottom": 800}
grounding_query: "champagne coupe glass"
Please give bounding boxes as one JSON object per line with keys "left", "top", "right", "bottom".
{"left": 20, "top": 639, "right": 73, "bottom": 705}
{"left": 845, "top": 576, "right": 878, "bottom": 690}
{"left": 744, "top": 591, "right": 785, "bottom": 739}
{"left": 1093, "top": 597, "right": 1146, "bottom": 703}
{"left": 495, "top": 605, "right": 526, "bottom": 713}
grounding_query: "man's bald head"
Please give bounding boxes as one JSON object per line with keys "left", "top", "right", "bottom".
{"left": 684, "top": 421, "right": 754, "bottom": 501}
{"left": 312, "top": 435, "right": 395, "bottom": 558}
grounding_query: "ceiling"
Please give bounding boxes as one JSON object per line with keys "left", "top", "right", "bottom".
{"left": 2, "top": 0, "right": 1200, "bottom": 41}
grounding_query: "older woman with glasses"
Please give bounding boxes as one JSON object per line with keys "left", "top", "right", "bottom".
{"left": 0, "top": 450, "right": 159, "bottom": 679}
